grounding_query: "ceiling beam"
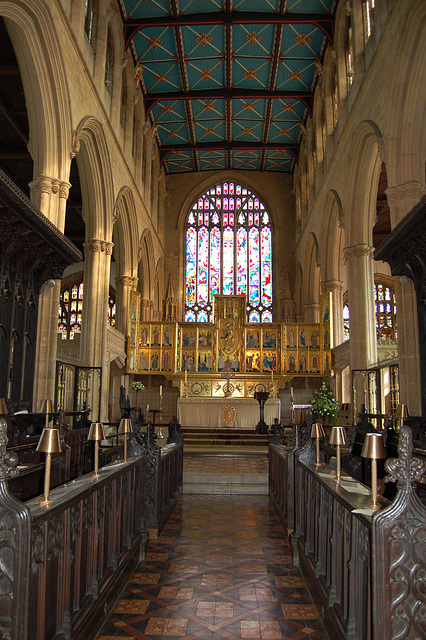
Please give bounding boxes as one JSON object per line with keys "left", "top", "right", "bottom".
{"left": 145, "top": 89, "right": 313, "bottom": 118}
{"left": 124, "top": 11, "right": 334, "bottom": 49}
{"left": 160, "top": 142, "right": 299, "bottom": 165}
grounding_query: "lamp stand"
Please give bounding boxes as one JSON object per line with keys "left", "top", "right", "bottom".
{"left": 40, "top": 453, "right": 53, "bottom": 506}
{"left": 371, "top": 458, "right": 379, "bottom": 509}
{"left": 123, "top": 434, "right": 128, "bottom": 463}
{"left": 92, "top": 440, "right": 100, "bottom": 478}
{"left": 336, "top": 444, "right": 341, "bottom": 483}
{"left": 315, "top": 439, "right": 321, "bottom": 466}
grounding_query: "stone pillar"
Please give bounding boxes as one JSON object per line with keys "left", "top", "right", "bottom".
{"left": 115, "top": 275, "right": 138, "bottom": 335}
{"left": 33, "top": 280, "right": 61, "bottom": 411}
{"left": 304, "top": 303, "right": 320, "bottom": 323}
{"left": 321, "top": 280, "right": 344, "bottom": 347}
{"left": 79, "top": 239, "right": 113, "bottom": 367}
{"left": 344, "top": 244, "right": 377, "bottom": 370}
{"left": 29, "top": 175, "right": 71, "bottom": 410}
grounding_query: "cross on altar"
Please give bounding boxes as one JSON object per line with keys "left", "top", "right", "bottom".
{"left": 221, "top": 358, "right": 234, "bottom": 397}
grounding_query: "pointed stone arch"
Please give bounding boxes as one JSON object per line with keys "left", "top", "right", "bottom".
{"left": 302, "top": 233, "right": 321, "bottom": 322}
{"left": 0, "top": 0, "right": 72, "bottom": 183}
{"left": 138, "top": 229, "right": 155, "bottom": 307}
{"left": 320, "top": 189, "right": 346, "bottom": 283}
{"left": 74, "top": 116, "right": 114, "bottom": 241}
{"left": 345, "top": 120, "right": 384, "bottom": 246}
{"left": 113, "top": 186, "right": 139, "bottom": 277}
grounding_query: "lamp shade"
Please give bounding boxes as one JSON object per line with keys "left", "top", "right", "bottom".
{"left": 361, "top": 433, "right": 387, "bottom": 459}
{"left": 329, "top": 426, "right": 347, "bottom": 446}
{"left": 88, "top": 422, "right": 106, "bottom": 441}
{"left": 39, "top": 399, "right": 53, "bottom": 414}
{"left": 311, "top": 423, "right": 325, "bottom": 439}
{"left": 118, "top": 418, "right": 133, "bottom": 434}
{"left": 395, "top": 404, "right": 409, "bottom": 420}
{"left": 36, "top": 428, "right": 62, "bottom": 454}
{"left": 0, "top": 398, "right": 7, "bottom": 415}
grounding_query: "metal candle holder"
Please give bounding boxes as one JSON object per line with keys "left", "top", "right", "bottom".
{"left": 118, "top": 418, "right": 133, "bottom": 463}
{"left": 329, "top": 426, "right": 347, "bottom": 482}
{"left": 361, "top": 433, "right": 387, "bottom": 509}
{"left": 88, "top": 422, "right": 106, "bottom": 477}
{"left": 36, "top": 398, "right": 61, "bottom": 506}
{"left": 311, "top": 422, "right": 325, "bottom": 466}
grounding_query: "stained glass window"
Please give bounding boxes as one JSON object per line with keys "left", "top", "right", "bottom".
{"left": 58, "top": 279, "right": 116, "bottom": 339}
{"left": 185, "top": 182, "right": 273, "bottom": 322}
{"left": 374, "top": 280, "right": 396, "bottom": 340}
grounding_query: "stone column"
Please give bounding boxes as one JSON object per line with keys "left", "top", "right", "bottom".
{"left": 321, "top": 280, "right": 344, "bottom": 347}
{"left": 115, "top": 275, "right": 138, "bottom": 335}
{"left": 304, "top": 303, "right": 320, "bottom": 323}
{"left": 33, "top": 280, "right": 62, "bottom": 411}
{"left": 344, "top": 243, "right": 377, "bottom": 368}
{"left": 79, "top": 239, "right": 114, "bottom": 367}
{"left": 30, "top": 175, "right": 71, "bottom": 410}
{"left": 394, "top": 278, "right": 421, "bottom": 415}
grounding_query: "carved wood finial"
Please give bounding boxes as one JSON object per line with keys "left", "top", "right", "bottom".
{"left": 0, "top": 417, "right": 18, "bottom": 480}
{"left": 385, "top": 426, "right": 425, "bottom": 488}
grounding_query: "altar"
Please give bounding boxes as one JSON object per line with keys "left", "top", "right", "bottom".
{"left": 177, "top": 397, "right": 281, "bottom": 428}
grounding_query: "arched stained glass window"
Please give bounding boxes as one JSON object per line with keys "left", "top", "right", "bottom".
{"left": 58, "top": 278, "right": 116, "bottom": 339}
{"left": 185, "top": 182, "right": 273, "bottom": 322}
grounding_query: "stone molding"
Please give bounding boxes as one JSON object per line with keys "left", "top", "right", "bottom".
{"left": 321, "top": 279, "right": 343, "bottom": 294}
{"left": 84, "top": 239, "right": 114, "bottom": 255}
{"left": 29, "top": 175, "right": 71, "bottom": 199}
{"left": 385, "top": 181, "right": 425, "bottom": 206}
{"left": 343, "top": 243, "right": 374, "bottom": 262}
{"left": 107, "top": 325, "right": 126, "bottom": 367}
{"left": 115, "top": 275, "right": 138, "bottom": 289}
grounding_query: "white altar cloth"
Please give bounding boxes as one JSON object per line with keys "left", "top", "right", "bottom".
{"left": 177, "top": 397, "right": 281, "bottom": 428}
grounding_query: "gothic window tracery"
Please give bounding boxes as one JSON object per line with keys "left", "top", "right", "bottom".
{"left": 185, "top": 182, "right": 273, "bottom": 323}
{"left": 104, "top": 27, "right": 113, "bottom": 92}
{"left": 362, "top": 0, "right": 376, "bottom": 42}
{"left": 84, "top": 0, "right": 97, "bottom": 46}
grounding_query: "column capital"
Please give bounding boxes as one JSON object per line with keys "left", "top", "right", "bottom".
{"left": 84, "top": 239, "right": 114, "bottom": 255}
{"left": 343, "top": 243, "right": 374, "bottom": 262}
{"left": 115, "top": 275, "right": 138, "bottom": 289}
{"left": 385, "top": 181, "right": 425, "bottom": 206}
{"left": 320, "top": 279, "right": 343, "bottom": 294}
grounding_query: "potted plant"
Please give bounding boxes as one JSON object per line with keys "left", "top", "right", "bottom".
{"left": 310, "top": 380, "right": 339, "bottom": 425}
{"left": 130, "top": 380, "right": 145, "bottom": 409}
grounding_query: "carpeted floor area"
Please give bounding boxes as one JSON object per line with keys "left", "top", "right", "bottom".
{"left": 183, "top": 454, "right": 269, "bottom": 475}
{"left": 97, "top": 494, "right": 329, "bottom": 640}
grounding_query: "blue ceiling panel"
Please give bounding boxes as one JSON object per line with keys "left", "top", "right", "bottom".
{"left": 232, "top": 119, "right": 264, "bottom": 142}
{"left": 194, "top": 119, "right": 227, "bottom": 144}
{"left": 185, "top": 57, "right": 225, "bottom": 91}
{"left": 232, "top": 57, "right": 271, "bottom": 89}
{"left": 197, "top": 150, "right": 227, "bottom": 171}
{"left": 232, "top": 99, "right": 266, "bottom": 121}
{"left": 281, "top": 25, "right": 326, "bottom": 59}
{"left": 181, "top": 24, "right": 224, "bottom": 61}
{"left": 232, "top": 150, "right": 262, "bottom": 171}
{"left": 233, "top": 0, "right": 280, "bottom": 11}
{"left": 268, "top": 120, "right": 300, "bottom": 144}
{"left": 270, "top": 99, "right": 306, "bottom": 121}
{"left": 286, "top": 0, "right": 335, "bottom": 13}
{"left": 151, "top": 101, "right": 187, "bottom": 124}
{"left": 132, "top": 27, "right": 177, "bottom": 63}
{"left": 157, "top": 121, "right": 191, "bottom": 145}
{"left": 121, "top": 0, "right": 170, "bottom": 19}
{"left": 141, "top": 61, "right": 183, "bottom": 94}
{"left": 191, "top": 98, "right": 226, "bottom": 120}
{"left": 164, "top": 152, "right": 195, "bottom": 173}
{"left": 275, "top": 58, "right": 317, "bottom": 91}
{"left": 232, "top": 24, "right": 275, "bottom": 60}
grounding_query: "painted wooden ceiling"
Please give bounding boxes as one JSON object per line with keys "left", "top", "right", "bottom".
{"left": 120, "top": 0, "right": 336, "bottom": 174}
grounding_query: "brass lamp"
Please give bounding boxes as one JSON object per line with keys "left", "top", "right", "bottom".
{"left": 36, "top": 425, "right": 61, "bottom": 506}
{"left": 395, "top": 403, "right": 409, "bottom": 430}
{"left": 329, "top": 426, "right": 347, "bottom": 483}
{"left": 311, "top": 423, "right": 325, "bottom": 466}
{"left": 88, "top": 422, "right": 106, "bottom": 477}
{"left": 118, "top": 418, "right": 133, "bottom": 463}
{"left": 361, "top": 433, "right": 387, "bottom": 509}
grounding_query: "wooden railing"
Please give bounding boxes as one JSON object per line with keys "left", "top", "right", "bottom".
{"left": 269, "top": 428, "right": 426, "bottom": 640}
{"left": 133, "top": 423, "right": 183, "bottom": 537}
{"left": 1, "top": 450, "right": 146, "bottom": 640}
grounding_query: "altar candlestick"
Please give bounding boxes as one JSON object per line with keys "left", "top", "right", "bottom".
{"left": 271, "top": 370, "right": 273, "bottom": 384}
{"left": 185, "top": 369, "right": 187, "bottom": 384}
{"left": 159, "top": 385, "right": 162, "bottom": 397}
{"left": 290, "top": 386, "right": 293, "bottom": 397}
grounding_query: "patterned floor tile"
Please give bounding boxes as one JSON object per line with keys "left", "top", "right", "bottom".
{"left": 96, "top": 468, "right": 329, "bottom": 640}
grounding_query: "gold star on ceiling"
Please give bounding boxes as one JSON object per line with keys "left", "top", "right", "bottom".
{"left": 245, "top": 31, "right": 261, "bottom": 44}
{"left": 243, "top": 69, "right": 258, "bottom": 79}
{"left": 294, "top": 33, "right": 313, "bottom": 46}
{"left": 195, "top": 32, "right": 213, "bottom": 46}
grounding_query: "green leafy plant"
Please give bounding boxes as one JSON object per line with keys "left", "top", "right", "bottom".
{"left": 310, "top": 381, "right": 339, "bottom": 424}
{"left": 130, "top": 381, "right": 145, "bottom": 392}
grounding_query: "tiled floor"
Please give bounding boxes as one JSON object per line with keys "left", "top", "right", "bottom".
{"left": 97, "top": 494, "right": 329, "bottom": 640}
{"left": 183, "top": 454, "right": 269, "bottom": 475}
